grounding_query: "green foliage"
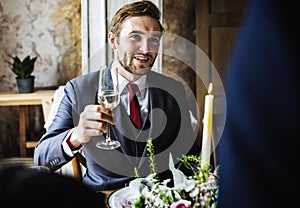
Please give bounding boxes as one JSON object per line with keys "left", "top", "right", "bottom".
{"left": 178, "top": 155, "right": 215, "bottom": 184}
{"left": 134, "top": 138, "right": 158, "bottom": 180}
{"left": 134, "top": 167, "right": 140, "bottom": 178}
{"left": 146, "top": 138, "right": 157, "bottom": 175}
{"left": 134, "top": 195, "right": 145, "bottom": 208}
{"left": 6, "top": 55, "right": 37, "bottom": 78}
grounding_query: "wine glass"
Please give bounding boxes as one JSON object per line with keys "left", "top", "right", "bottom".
{"left": 96, "top": 67, "right": 121, "bottom": 150}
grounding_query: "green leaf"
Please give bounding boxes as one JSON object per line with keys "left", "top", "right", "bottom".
{"left": 6, "top": 55, "right": 37, "bottom": 78}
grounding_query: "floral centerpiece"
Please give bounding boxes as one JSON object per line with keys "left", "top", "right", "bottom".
{"left": 111, "top": 139, "right": 219, "bottom": 208}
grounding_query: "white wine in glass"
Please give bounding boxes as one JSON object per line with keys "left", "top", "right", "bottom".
{"left": 98, "top": 90, "right": 120, "bottom": 109}
{"left": 96, "top": 67, "right": 121, "bottom": 150}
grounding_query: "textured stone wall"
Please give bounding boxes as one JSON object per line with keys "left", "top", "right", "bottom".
{"left": 0, "top": 0, "right": 70, "bottom": 91}
{"left": 0, "top": 0, "right": 79, "bottom": 157}
{"left": 162, "top": 0, "right": 197, "bottom": 115}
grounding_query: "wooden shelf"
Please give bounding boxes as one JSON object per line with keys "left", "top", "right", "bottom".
{"left": 0, "top": 90, "right": 55, "bottom": 157}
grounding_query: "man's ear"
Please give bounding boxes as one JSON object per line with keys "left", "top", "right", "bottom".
{"left": 108, "top": 32, "right": 116, "bottom": 49}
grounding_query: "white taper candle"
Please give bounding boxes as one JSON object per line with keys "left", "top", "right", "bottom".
{"left": 201, "top": 82, "right": 214, "bottom": 166}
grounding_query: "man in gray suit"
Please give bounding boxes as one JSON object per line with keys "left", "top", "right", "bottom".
{"left": 34, "top": 0, "right": 199, "bottom": 192}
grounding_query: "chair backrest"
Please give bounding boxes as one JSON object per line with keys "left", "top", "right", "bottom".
{"left": 44, "top": 85, "right": 65, "bottom": 131}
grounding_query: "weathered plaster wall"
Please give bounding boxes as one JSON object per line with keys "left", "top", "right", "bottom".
{"left": 0, "top": 0, "right": 70, "bottom": 91}
{"left": 0, "top": 0, "right": 77, "bottom": 157}
{"left": 162, "top": 0, "right": 197, "bottom": 115}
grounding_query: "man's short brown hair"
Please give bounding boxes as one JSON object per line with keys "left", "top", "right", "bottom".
{"left": 108, "top": 0, "right": 164, "bottom": 38}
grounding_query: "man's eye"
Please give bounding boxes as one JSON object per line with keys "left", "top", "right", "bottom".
{"left": 130, "top": 34, "right": 141, "bottom": 40}
{"left": 149, "top": 37, "right": 159, "bottom": 43}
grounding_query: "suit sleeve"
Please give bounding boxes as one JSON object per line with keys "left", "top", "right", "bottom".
{"left": 34, "top": 81, "right": 79, "bottom": 171}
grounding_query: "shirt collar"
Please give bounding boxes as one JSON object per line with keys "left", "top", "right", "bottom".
{"left": 111, "top": 69, "right": 147, "bottom": 98}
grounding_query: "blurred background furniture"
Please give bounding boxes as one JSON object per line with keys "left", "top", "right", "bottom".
{"left": 0, "top": 90, "right": 54, "bottom": 157}
{"left": 0, "top": 87, "right": 86, "bottom": 181}
{"left": 0, "top": 156, "right": 34, "bottom": 167}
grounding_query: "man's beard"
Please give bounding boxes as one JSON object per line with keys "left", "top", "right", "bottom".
{"left": 118, "top": 53, "right": 153, "bottom": 76}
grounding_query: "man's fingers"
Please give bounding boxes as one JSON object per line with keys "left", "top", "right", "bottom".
{"left": 84, "top": 104, "right": 100, "bottom": 112}
{"left": 99, "top": 112, "right": 115, "bottom": 125}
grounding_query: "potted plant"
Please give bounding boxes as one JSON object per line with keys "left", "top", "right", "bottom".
{"left": 6, "top": 55, "right": 37, "bottom": 93}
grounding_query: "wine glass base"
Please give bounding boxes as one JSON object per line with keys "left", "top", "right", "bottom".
{"left": 96, "top": 140, "right": 121, "bottom": 150}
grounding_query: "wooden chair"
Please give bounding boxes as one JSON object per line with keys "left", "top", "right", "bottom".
{"left": 72, "top": 152, "right": 86, "bottom": 181}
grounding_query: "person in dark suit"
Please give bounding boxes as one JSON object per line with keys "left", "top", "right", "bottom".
{"left": 217, "top": 0, "right": 299, "bottom": 207}
{"left": 34, "top": 0, "right": 199, "bottom": 192}
{"left": 0, "top": 164, "right": 105, "bottom": 207}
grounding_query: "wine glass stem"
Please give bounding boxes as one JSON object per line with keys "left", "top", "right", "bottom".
{"left": 106, "top": 124, "right": 111, "bottom": 143}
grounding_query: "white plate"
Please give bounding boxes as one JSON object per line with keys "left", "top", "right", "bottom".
{"left": 107, "top": 178, "right": 150, "bottom": 207}
{"left": 108, "top": 187, "right": 137, "bottom": 208}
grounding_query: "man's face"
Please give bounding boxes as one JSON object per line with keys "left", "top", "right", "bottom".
{"left": 109, "top": 16, "right": 162, "bottom": 80}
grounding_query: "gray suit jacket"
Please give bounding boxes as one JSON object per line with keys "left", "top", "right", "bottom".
{"left": 34, "top": 66, "right": 199, "bottom": 191}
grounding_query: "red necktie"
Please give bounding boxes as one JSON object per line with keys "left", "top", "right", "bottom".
{"left": 127, "top": 83, "right": 142, "bottom": 130}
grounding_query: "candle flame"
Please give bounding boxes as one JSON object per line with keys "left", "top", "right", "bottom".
{"left": 208, "top": 82, "right": 213, "bottom": 95}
